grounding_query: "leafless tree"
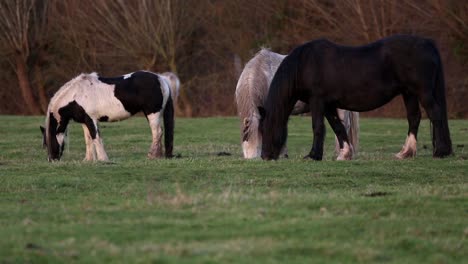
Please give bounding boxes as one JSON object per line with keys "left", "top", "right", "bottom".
{"left": 0, "top": 0, "right": 50, "bottom": 114}
{"left": 53, "top": 0, "right": 201, "bottom": 116}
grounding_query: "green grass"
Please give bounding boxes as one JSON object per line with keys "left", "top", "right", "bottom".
{"left": 0, "top": 115, "right": 467, "bottom": 263}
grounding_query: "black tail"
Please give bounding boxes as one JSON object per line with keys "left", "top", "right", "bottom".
{"left": 163, "top": 96, "right": 174, "bottom": 158}
{"left": 431, "top": 44, "right": 452, "bottom": 157}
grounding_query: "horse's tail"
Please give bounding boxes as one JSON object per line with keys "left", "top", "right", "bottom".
{"left": 163, "top": 95, "right": 175, "bottom": 158}
{"left": 348, "top": 111, "right": 360, "bottom": 154}
{"left": 334, "top": 110, "right": 359, "bottom": 156}
{"left": 431, "top": 43, "right": 452, "bottom": 157}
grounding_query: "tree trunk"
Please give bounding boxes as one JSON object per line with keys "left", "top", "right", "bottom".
{"left": 34, "top": 63, "right": 49, "bottom": 113}
{"left": 15, "top": 54, "right": 42, "bottom": 115}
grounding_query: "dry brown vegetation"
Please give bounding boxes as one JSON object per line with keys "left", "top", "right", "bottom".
{"left": 0, "top": 0, "right": 466, "bottom": 117}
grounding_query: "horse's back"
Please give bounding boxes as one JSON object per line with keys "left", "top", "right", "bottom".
{"left": 236, "top": 49, "right": 285, "bottom": 117}
{"left": 72, "top": 71, "right": 167, "bottom": 120}
{"left": 277, "top": 35, "right": 441, "bottom": 111}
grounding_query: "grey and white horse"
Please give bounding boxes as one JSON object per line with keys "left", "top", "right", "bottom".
{"left": 235, "top": 49, "right": 359, "bottom": 159}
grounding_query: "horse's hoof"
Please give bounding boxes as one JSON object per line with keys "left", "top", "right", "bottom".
{"left": 336, "top": 156, "right": 351, "bottom": 161}
{"left": 394, "top": 150, "right": 416, "bottom": 160}
{"left": 303, "top": 154, "right": 322, "bottom": 161}
{"left": 433, "top": 146, "right": 453, "bottom": 158}
{"left": 337, "top": 152, "right": 353, "bottom": 161}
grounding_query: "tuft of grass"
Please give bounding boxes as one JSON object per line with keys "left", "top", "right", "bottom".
{"left": 0, "top": 115, "right": 466, "bottom": 263}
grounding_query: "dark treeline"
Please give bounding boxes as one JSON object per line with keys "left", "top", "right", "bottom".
{"left": 0, "top": 0, "right": 466, "bottom": 117}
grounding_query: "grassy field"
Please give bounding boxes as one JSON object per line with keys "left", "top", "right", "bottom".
{"left": 0, "top": 115, "right": 467, "bottom": 263}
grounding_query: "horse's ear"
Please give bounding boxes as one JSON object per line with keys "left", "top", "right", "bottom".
{"left": 258, "top": 106, "right": 266, "bottom": 120}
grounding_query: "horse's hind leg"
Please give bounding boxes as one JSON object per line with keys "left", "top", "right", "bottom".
{"left": 326, "top": 108, "right": 352, "bottom": 160}
{"left": 82, "top": 124, "right": 96, "bottom": 161}
{"left": 396, "top": 93, "right": 420, "bottom": 159}
{"left": 147, "top": 112, "right": 163, "bottom": 159}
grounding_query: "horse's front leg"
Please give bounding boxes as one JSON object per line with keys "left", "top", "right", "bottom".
{"left": 82, "top": 124, "right": 96, "bottom": 161}
{"left": 85, "top": 118, "right": 109, "bottom": 161}
{"left": 305, "top": 100, "right": 326, "bottom": 160}
{"left": 147, "top": 112, "right": 163, "bottom": 159}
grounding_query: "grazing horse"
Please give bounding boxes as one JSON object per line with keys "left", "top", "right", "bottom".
{"left": 235, "top": 49, "right": 359, "bottom": 159}
{"left": 259, "top": 35, "right": 452, "bottom": 160}
{"left": 40, "top": 71, "right": 174, "bottom": 161}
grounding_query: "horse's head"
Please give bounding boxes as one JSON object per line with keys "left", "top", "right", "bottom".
{"left": 258, "top": 106, "right": 285, "bottom": 160}
{"left": 241, "top": 113, "right": 262, "bottom": 159}
{"left": 41, "top": 113, "right": 66, "bottom": 162}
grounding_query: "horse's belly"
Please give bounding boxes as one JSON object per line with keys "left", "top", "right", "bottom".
{"left": 335, "top": 86, "right": 400, "bottom": 112}
{"left": 106, "top": 109, "right": 132, "bottom": 121}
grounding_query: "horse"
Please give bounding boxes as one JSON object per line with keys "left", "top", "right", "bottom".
{"left": 259, "top": 35, "right": 452, "bottom": 160}
{"left": 235, "top": 48, "right": 359, "bottom": 159}
{"left": 40, "top": 71, "right": 175, "bottom": 161}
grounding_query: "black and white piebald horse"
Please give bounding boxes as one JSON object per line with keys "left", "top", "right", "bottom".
{"left": 40, "top": 71, "right": 174, "bottom": 161}
{"left": 259, "top": 35, "right": 453, "bottom": 160}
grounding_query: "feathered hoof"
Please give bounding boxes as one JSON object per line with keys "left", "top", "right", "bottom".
{"left": 433, "top": 146, "right": 453, "bottom": 158}
{"left": 336, "top": 153, "right": 352, "bottom": 161}
{"left": 394, "top": 149, "right": 416, "bottom": 160}
{"left": 148, "top": 153, "right": 163, "bottom": 159}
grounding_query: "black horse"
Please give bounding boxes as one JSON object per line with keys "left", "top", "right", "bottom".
{"left": 259, "top": 35, "right": 452, "bottom": 160}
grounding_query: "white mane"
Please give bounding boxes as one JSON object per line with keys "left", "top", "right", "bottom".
{"left": 235, "top": 49, "right": 286, "bottom": 158}
{"left": 47, "top": 73, "right": 99, "bottom": 115}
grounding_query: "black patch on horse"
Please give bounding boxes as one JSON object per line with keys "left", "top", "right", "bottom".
{"left": 46, "top": 113, "right": 60, "bottom": 160}
{"left": 99, "top": 116, "right": 109, "bottom": 122}
{"left": 99, "top": 71, "right": 164, "bottom": 116}
{"left": 58, "top": 100, "right": 97, "bottom": 139}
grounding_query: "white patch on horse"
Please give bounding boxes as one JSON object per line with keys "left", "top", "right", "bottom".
{"left": 123, "top": 72, "right": 133, "bottom": 79}
{"left": 395, "top": 133, "right": 417, "bottom": 159}
{"left": 242, "top": 139, "right": 261, "bottom": 159}
{"left": 56, "top": 133, "right": 65, "bottom": 145}
{"left": 71, "top": 74, "right": 131, "bottom": 121}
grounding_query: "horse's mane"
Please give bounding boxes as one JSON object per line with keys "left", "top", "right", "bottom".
{"left": 235, "top": 48, "right": 285, "bottom": 120}
{"left": 48, "top": 72, "right": 99, "bottom": 113}
{"left": 45, "top": 72, "right": 100, "bottom": 146}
